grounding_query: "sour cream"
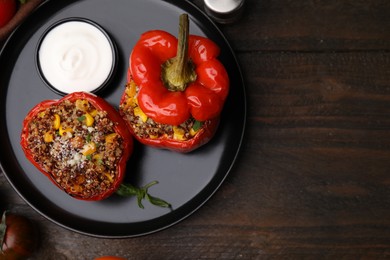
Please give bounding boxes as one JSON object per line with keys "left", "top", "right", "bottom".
{"left": 205, "top": 0, "right": 242, "bottom": 13}
{"left": 204, "top": 0, "right": 245, "bottom": 24}
{"left": 37, "top": 19, "right": 116, "bottom": 94}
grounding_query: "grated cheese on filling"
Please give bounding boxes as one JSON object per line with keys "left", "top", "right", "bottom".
{"left": 26, "top": 99, "right": 124, "bottom": 199}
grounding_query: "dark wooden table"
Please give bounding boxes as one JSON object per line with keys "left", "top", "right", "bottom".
{"left": 2, "top": 0, "right": 390, "bottom": 259}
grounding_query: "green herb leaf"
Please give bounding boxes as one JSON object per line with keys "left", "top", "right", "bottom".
{"left": 116, "top": 182, "right": 171, "bottom": 209}
{"left": 143, "top": 180, "right": 159, "bottom": 190}
{"left": 137, "top": 189, "right": 146, "bottom": 209}
{"left": 77, "top": 115, "right": 86, "bottom": 122}
{"left": 116, "top": 184, "right": 138, "bottom": 197}
{"left": 192, "top": 120, "right": 203, "bottom": 131}
{"left": 146, "top": 194, "right": 172, "bottom": 208}
{"left": 86, "top": 154, "right": 92, "bottom": 160}
{"left": 86, "top": 134, "right": 91, "bottom": 143}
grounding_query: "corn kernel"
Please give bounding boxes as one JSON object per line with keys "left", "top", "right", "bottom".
{"left": 75, "top": 99, "right": 89, "bottom": 111}
{"left": 81, "top": 142, "right": 96, "bottom": 156}
{"left": 59, "top": 125, "right": 73, "bottom": 136}
{"left": 173, "top": 126, "right": 186, "bottom": 141}
{"left": 124, "top": 82, "right": 139, "bottom": 108}
{"left": 93, "top": 153, "right": 103, "bottom": 161}
{"left": 190, "top": 128, "right": 199, "bottom": 136}
{"left": 70, "top": 185, "right": 82, "bottom": 193}
{"left": 125, "top": 81, "right": 137, "bottom": 99}
{"left": 105, "top": 133, "right": 117, "bottom": 143}
{"left": 134, "top": 107, "right": 148, "bottom": 122}
{"left": 44, "top": 131, "right": 53, "bottom": 142}
{"left": 53, "top": 114, "right": 61, "bottom": 130}
{"left": 38, "top": 112, "right": 46, "bottom": 118}
{"left": 84, "top": 113, "right": 94, "bottom": 127}
{"left": 93, "top": 153, "right": 105, "bottom": 171}
{"left": 105, "top": 173, "right": 114, "bottom": 183}
{"left": 125, "top": 97, "right": 137, "bottom": 108}
{"left": 89, "top": 109, "right": 98, "bottom": 117}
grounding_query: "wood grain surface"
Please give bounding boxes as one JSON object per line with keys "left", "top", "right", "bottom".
{"left": 1, "top": 0, "right": 390, "bottom": 259}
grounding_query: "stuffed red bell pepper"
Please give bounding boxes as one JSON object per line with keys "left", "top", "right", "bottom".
{"left": 20, "top": 92, "right": 133, "bottom": 201}
{"left": 119, "top": 14, "right": 229, "bottom": 153}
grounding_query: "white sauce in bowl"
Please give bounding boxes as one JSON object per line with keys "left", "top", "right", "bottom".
{"left": 38, "top": 20, "right": 115, "bottom": 94}
{"left": 204, "top": 0, "right": 242, "bottom": 13}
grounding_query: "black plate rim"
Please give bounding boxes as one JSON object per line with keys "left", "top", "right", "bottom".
{"left": 0, "top": 0, "right": 247, "bottom": 238}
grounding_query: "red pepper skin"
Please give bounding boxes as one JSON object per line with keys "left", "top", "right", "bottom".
{"left": 20, "top": 92, "right": 133, "bottom": 201}
{"left": 129, "top": 30, "right": 229, "bottom": 126}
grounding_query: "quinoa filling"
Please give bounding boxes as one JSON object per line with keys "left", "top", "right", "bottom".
{"left": 26, "top": 99, "right": 124, "bottom": 198}
{"left": 119, "top": 80, "right": 203, "bottom": 140}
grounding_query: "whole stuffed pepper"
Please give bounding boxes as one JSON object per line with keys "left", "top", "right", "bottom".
{"left": 20, "top": 92, "right": 133, "bottom": 201}
{"left": 119, "top": 14, "right": 229, "bottom": 153}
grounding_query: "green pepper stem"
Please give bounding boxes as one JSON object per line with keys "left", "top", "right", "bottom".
{"left": 162, "top": 14, "right": 197, "bottom": 92}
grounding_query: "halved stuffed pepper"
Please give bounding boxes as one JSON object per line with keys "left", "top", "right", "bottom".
{"left": 119, "top": 14, "right": 229, "bottom": 153}
{"left": 20, "top": 92, "right": 133, "bottom": 201}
